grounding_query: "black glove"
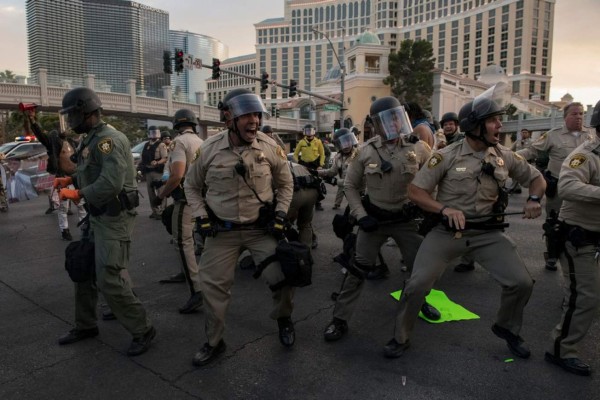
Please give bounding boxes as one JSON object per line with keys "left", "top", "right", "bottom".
{"left": 358, "top": 215, "right": 378, "bottom": 232}
{"left": 269, "top": 210, "right": 288, "bottom": 240}
{"left": 151, "top": 195, "right": 164, "bottom": 208}
{"left": 196, "top": 217, "right": 217, "bottom": 238}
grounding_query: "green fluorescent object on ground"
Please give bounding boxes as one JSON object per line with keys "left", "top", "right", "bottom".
{"left": 390, "top": 289, "right": 480, "bottom": 323}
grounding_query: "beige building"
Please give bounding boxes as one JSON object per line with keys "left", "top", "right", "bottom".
{"left": 207, "top": 0, "right": 555, "bottom": 135}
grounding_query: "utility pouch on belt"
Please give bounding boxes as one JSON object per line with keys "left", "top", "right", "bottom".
{"left": 65, "top": 239, "right": 95, "bottom": 283}
{"left": 161, "top": 203, "right": 175, "bottom": 235}
{"left": 253, "top": 240, "right": 313, "bottom": 290}
{"left": 543, "top": 170, "right": 558, "bottom": 198}
{"left": 119, "top": 189, "right": 139, "bottom": 210}
{"left": 565, "top": 224, "right": 599, "bottom": 248}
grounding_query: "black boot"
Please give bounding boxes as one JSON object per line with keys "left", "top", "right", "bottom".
{"left": 278, "top": 317, "right": 295, "bottom": 347}
{"left": 323, "top": 318, "right": 348, "bottom": 342}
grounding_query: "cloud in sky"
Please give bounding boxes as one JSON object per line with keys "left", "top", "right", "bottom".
{"left": 1, "top": 0, "right": 598, "bottom": 106}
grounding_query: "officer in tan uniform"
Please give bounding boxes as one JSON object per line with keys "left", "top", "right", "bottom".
{"left": 545, "top": 100, "right": 600, "bottom": 377}
{"left": 156, "top": 109, "right": 204, "bottom": 314}
{"left": 388, "top": 84, "right": 546, "bottom": 360}
{"left": 517, "top": 102, "right": 595, "bottom": 270}
{"left": 184, "top": 89, "right": 294, "bottom": 366}
{"left": 287, "top": 162, "right": 320, "bottom": 247}
{"left": 323, "top": 97, "right": 440, "bottom": 343}
{"left": 318, "top": 128, "right": 358, "bottom": 210}
{"left": 140, "top": 126, "right": 168, "bottom": 219}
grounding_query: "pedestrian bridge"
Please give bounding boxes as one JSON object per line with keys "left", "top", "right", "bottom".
{"left": 0, "top": 70, "right": 310, "bottom": 134}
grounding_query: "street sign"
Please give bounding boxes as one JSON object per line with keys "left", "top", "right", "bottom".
{"left": 323, "top": 104, "right": 340, "bottom": 111}
{"left": 184, "top": 53, "right": 194, "bottom": 70}
{"left": 193, "top": 58, "right": 202, "bottom": 69}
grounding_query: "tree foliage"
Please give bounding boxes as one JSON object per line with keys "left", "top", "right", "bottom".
{"left": 383, "top": 39, "right": 435, "bottom": 108}
{"left": 0, "top": 70, "right": 17, "bottom": 83}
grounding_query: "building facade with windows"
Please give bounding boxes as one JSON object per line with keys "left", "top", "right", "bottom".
{"left": 246, "top": 0, "right": 554, "bottom": 128}
{"left": 26, "top": 0, "right": 170, "bottom": 97}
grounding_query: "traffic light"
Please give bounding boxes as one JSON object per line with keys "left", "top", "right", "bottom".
{"left": 163, "top": 50, "right": 172, "bottom": 74}
{"left": 174, "top": 49, "right": 184, "bottom": 73}
{"left": 212, "top": 58, "right": 221, "bottom": 80}
{"left": 260, "top": 71, "right": 269, "bottom": 92}
{"left": 275, "top": 109, "right": 280, "bottom": 118}
{"left": 289, "top": 80, "right": 298, "bottom": 97}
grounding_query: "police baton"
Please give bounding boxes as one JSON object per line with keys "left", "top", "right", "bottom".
{"left": 463, "top": 211, "right": 525, "bottom": 221}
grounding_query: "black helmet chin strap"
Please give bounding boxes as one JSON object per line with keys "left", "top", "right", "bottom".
{"left": 229, "top": 117, "right": 254, "bottom": 145}
{"left": 466, "top": 123, "right": 496, "bottom": 147}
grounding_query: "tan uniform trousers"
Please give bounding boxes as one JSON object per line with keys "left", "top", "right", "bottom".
{"left": 334, "top": 179, "right": 345, "bottom": 207}
{"left": 75, "top": 213, "right": 151, "bottom": 337}
{"left": 287, "top": 187, "right": 318, "bottom": 247}
{"left": 172, "top": 200, "right": 201, "bottom": 294}
{"left": 394, "top": 226, "right": 533, "bottom": 343}
{"left": 550, "top": 241, "right": 600, "bottom": 359}
{"left": 145, "top": 170, "right": 166, "bottom": 215}
{"left": 333, "top": 220, "right": 422, "bottom": 322}
{"left": 198, "top": 229, "right": 295, "bottom": 347}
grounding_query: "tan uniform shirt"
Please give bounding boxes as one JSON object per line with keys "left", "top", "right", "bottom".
{"left": 413, "top": 140, "right": 541, "bottom": 217}
{"left": 517, "top": 126, "right": 594, "bottom": 178}
{"left": 321, "top": 149, "right": 357, "bottom": 180}
{"left": 558, "top": 136, "right": 600, "bottom": 232}
{"left": 168, "top": 129, "right": 203, "bottom": 173}
{"left": 345, "top": 137, "right": 431, "bottom": 220}
{"left": 184, "top": 130, "right": 293, "bottom": 223}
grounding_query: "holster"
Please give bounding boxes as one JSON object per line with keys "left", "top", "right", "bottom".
{"left": 543, "top": 170, "right": 559, "bottom": 198}
{"left": 543, "top": 211, "right": 565, "bottom": 258}
{"left": 564, "top": 223, "right": 600, "bottom": 248}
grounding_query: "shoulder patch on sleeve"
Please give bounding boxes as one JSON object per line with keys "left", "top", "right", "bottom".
{"left": 568, "top": 153, "right": 587, "bottom": 169}
{"left": 276, "top": 146, "right": 286, "bottom": 160}
{"left": 169, "top": 142, "right": 176, "bottom": 151}
{"left": 427, "top": 153, "right": 443, "bottom": 169}
{"left": 535, "top": 132, "right": 547, "bottom": 143}
{"left": 97, "top": 138, "right": 113, "bottom": 155}
{"left": 193, "top": 147, "right": 201, "bottom": 162}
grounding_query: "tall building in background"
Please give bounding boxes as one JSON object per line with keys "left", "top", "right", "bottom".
{"left": 169, "top": 30, "right": 228, "bottom": 103}
{"left": 255, "top": 0, "right": 554, "bottom": 102}
{"left": 26, "top": 0, "right": 170, "bottom": 97}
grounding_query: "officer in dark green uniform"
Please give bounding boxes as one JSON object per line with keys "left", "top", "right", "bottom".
{"left": 54, "top": 87, "right": 155, "bottom": 356}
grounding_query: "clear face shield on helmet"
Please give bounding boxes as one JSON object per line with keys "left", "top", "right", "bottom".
{"left": 472, "top": 82, "right": 508, "bottom": 121}
{"left": 226, "top": 93, "right": 270, "bottom": 120}
{"left": 147, "top": 128, "right": 161, "bottom": 140}
{"left": 371, "top": 106, "right": 413, "bottom": 141}
{"left": 303, "top": 126, "right": 316, "bottom": 137}
{"left": 334, "top": 130, "right": 358, "bottom": 152}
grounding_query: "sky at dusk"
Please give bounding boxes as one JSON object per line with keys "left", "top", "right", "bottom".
{"left": 0, "top": 0, "right": 598, "bottom": 107}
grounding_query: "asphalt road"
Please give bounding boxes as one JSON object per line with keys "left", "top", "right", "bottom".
{"left": 1, "top": 186, "right": 598, "bottom": 400}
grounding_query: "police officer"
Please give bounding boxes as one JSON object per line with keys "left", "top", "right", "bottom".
{"left": 517, "top": 102, "right": 595, "bottom": 271}
{"left": 140, "top": 126, "right": 168, "bottom": 219}
{"left": 287, "top": 162, "right": 320, "bottom": 247}
{"left": 184, "top": 89, "right": 294, "bottom": 366}
{"left": 161, "top": 130, "right": 172, "bottom": 148}
{"left": 261, "top": 124, "right": 285, "bottom": 149}
{"left": 155, "top": 109, "right": 204, "bottom": 314}
{"left": 323, "top": 96, "right": 440, "bottom": 343}
{"left": 293, "top": 123, "right": 325, "bottom": 210}
{"left": 319, "top": 128, "right": 358, "bottom": 210}
{"left": 545, "top": 100, "right": 600, "bottom": 377}
{"left": 436, "top": 111, "right": 476, "bottom": 273}
{"left": 388, "top": 84, "right": 545, "bottom": 360}
{"left": 54, "top": 87, "right": 154, "bottom": 356}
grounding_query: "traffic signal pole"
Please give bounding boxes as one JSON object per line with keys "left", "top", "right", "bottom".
{"left": 201, "top": 62, "right": 343, "bottom": 107}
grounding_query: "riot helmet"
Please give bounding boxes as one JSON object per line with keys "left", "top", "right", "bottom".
{"left": 261, "top": 125, "right": 273, "bottom": 134}
{"left": 218, "top": 88, "right": 269, "bottom": 123}
{"left": 590, "top": 99, "right": 600, "bottom": 129}
{"left": 459, "top": 83, "right": 507, "bottom": 146}
{"left": 333, "top": 128, "right": 358, "bottom": 153}
{"left": 172, "top": 109, "right": 197, "bottom": 131}
{"left": 59, "top": 87, "right": 102, "bottom": 134}
{"left": 147, "top": 125, "right": 161, "bottom": 140}
{"left": 160, "top": 131, "right": 172, "bottom": 140}
{"left": 369, "top": 96, "right": 413, "bottom": 142}
{"left": 440, "top": 112, "right": 459, "bottom": 126}
{"left": 303, "top": 124, "right": 316, "bottom": 137}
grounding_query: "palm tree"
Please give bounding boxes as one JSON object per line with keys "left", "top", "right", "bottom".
{"left": 0, "top": 70, "right": 17, "bottom": 83}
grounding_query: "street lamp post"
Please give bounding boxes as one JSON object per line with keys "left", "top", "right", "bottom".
{"left": 311, "top": 26, "right": 346, "bottom": 126}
